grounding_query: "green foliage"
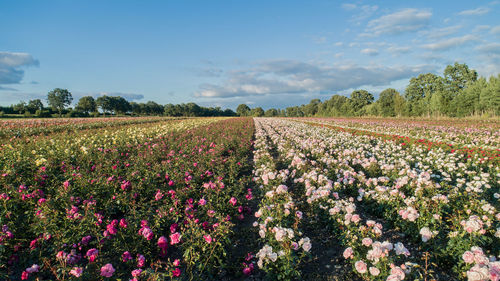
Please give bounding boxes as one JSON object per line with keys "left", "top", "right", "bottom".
{"left": 76, "top": 96, "right": 97, "bottom": 114}
{"left": 236, "top": 104, "right": 251, "bottom": 116}
{"left": 250, "top": 107, "right": 264, "bottom": 117}
{"left": 47, "top": 88, "right": 73, "bottom": 116}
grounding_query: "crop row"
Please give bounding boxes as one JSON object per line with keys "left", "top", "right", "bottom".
{"left": 0, "top": 117, "right": 182, "bottom": 139}
{"left": 1, "top": 117, "right": 254, "bottom": 280}
{"left": 253, "top": 118, "right": 498, "bottom": 280}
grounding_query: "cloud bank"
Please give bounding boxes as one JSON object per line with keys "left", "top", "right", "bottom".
{"left": 195, "top": 60, "right": 435, "bottom": 98}
{"left": 0, "top": 52, "right": 39, "bottom": 87}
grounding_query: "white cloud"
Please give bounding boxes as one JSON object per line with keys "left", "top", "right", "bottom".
{"left": 458, "top": 7, "right": 491, "bottom": 16}
{"left": 387, "top": 46, "right": 411, "bottom": 55}
{"left": 491, "top": 25, "right": 500, "bottom": 35}
{"left": 476, "top": 42, "right": 500, "bottom": 54}
{"left": 419, "top": 25, "right": 462, "bottom": 39}
{"left": 341, "top": 3, "right": 357, "bottom": 10}
{"left": 0, "top": 52, "right": 39, "bottom": 86}
{"left": 421, "top": 34, "right": 478, "bottom": 51}
{"left": 365, "top": 8, "right": 432, "bottom": 36}
{"left": 334, "top": 42, "right": 344, "bottom": 47}
{"left": 195, "top": 60, "right": 436, "bottom": 98}
{"left": 475, "top": 43, "right": 500, "bottom": 76}
{"left": 361, "top": 48, "right": 379, "bottom": 56}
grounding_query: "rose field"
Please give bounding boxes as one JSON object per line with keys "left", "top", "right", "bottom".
{"left": 0, "top": 117, "right": 499, "bottom": 281}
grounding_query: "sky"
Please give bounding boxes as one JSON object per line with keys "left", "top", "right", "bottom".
{"left": 1, "top": 0, "right": 499, "bottom": 110}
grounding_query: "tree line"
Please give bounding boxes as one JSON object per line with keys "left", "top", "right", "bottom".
{"left": 2, "top": 90, "right": 236, "bottom": 117}
{"left": 2, "top": 62, "right": 498, "bottom": 118}
{"left": 237, "top": 63, "right": 500, "bottom": 118}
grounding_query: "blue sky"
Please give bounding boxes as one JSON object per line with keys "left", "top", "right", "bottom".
{"left": 1, "top": 0, "right": 499, "bottom": 109}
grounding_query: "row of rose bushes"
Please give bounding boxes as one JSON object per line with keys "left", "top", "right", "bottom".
{"left": 281, "top": 118, "right": 499, "bottom": 280}
{"left": 0, "top": 117, "right": 255, "bottom": 280}
{"left": 255, "top": 118, "right": 413, "bottom": 280}
{"left": 0, "top": 116, "right": 177, "bottom": 139}
{"left": 300, "top": 118, "right": 500, "bottom": 163}
{"left": 301, "top": 117, "right": 500, "bottom": 149}
{"left": 250, "top": 119, "right": 311, "bottom": 280}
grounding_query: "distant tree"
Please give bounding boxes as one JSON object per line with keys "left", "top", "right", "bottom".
{"left": 112, "top": 96, "right": 131, "bottom": 114}
{"left": 223, "top": 108, "right": 236, "bottom": 116}
{"left": 76, "top": 96, "right": 97, "bottom": 114}
{"left": 27, "top": 99, "right": 44, "bottom": 113}
{"left": 286, "top": 106, "right": 304, "bottom": 117}
{"left": 326, "top": 95, "right": 350, "bottom": 116}
{"left": 236, "top": 104, "right": 251, "bottom": 116}
{"left": 452, "top": 77, "right": 485, "bottom": 117}
{"left": 185, "top": 103, "right": 201, "bottom": 116}
{"left": 444, "top": 62, "right": 478, "bottom": 93}
{"left": 13, "top": 101, "right": 27, "bottom": 114}
{"left": 405, "top": 73, "right": 443, "bottom": 116}
{"left": 47, "top": 88, "right": 73, "bottom": 116}
{"left": 96, "top": 95, "right": 114, "bottom": 115}
{"left": 303, "top": 99, "right": 321, "bottom": 116}
{"left": 130, "top": 102, "right": 142, "bottom": 115}
{"left": 264, "top": 108, "right": 279, "bottom": 117}
{"left": 350, "top": 90, "right": 374, "bottom": 115}
{"left": 479, "top": 74, "right": 500, "bottom": 115}
{"left": 377, "top": 88, "right": 398, "bottom": 117}
{"left": 145, "top": 101, "right": 163, "bottom": 115}
{"left": 393, "top": 92, "right": 406, "bottom": 117}
{"left": 250, "top": 107, "right": 264, "bottom": 117}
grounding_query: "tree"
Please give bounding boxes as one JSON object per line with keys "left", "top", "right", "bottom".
{"left": 76, "top": 96, "right": 97, "bottom": 114}
{"left": 405, "top": 73, "right": 443, "bottom": 116}
{"left": 112, "top": 96, "right": 131, "bottom": 114}
{"left": 377, "top": 88, "right": 398, "bottom": 117}
{"left": 393, "top": 92, "right": 406, "bottom": 117}
{"left": 264, "top": 108, "right": 278, "bottom": 117}
{"left": 96, "top": 95, "right": 114, "bottom": 115}
{"left": 47, "top": 88, "right": 73, "bottom": 116}
{"left": 325, "top": 95, "right": 350, "bottom": 116}
{"left": 13, "top": 101, "right": 27, "bottom": 114}
{"left": 27, "top": 99, "right": 44, "bottom": 113}
{"left": 184, "top": 103, "right": 201, "bottom": 116}
{"left": 236, "top": 104, "right": 251, "bottom": 116}
{"left": 350, "top": 90, "right": 374, "bottom": 115}
{"left": 479, "top": 75, "right": 500, "bottom": 116}
{"left": 303, "top": 99, "right": 321, "bottom": 116}
{"left": 250, "top": 107, "right": 264, "bottom": 117}
{"left": 453, "top": 77, "right": 485, "bottom": 117}
{"left": 444, "top": 62, "right": 478, "bottom": 93}
{"left": 145, "top": 101, "right": 163, "bottom": 115}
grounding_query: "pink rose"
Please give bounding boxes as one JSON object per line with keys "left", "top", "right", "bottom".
{"left": 86, "top": 248, "right": 98, "bottom": 262}
{"left": 100, "top": 263, "right": 115, "bottom": 278}
{"left": 462, "top": 251, "right": 475, "bottom": 264}
{"left": 229, "top": 197, "right": 237, "bottom": 206}
{"left": 204, "top": 234, "right": 212, "bottom": 244}
{"left": 132, "top": 269, "right": 142, "bottom": 277}
{"left": 369, "top": 266, "right": 380, "bottom": 276}
{"left": 137, "top": 254, "right": 146, "bottom": 268}
{"left": 70, "top": 267, "right": 83, "bottom": 277}
{"left": 122, "top": 251, "right": 132, "bottom": 262}
{"left": 355, "top": 260, "right": 367, "bottom": 274}
{"left": 170, "top": 232, "right": 181, "bottom": 245}
{"left": 172, "top": 268, "right": 181, "bottom": 277}
{"left": 343, "top": 247, "right": 353, "bottom": 259}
